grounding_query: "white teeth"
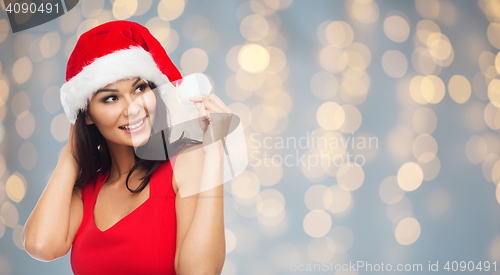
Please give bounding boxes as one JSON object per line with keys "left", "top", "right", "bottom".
{"left": 120, "top": 118, "right": 144, "bottom": 130}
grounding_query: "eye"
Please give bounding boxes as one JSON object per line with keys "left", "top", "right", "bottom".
{"left": 103, "top": 95, "right": 117, "bottom": 103}
{"left": 135, "top": 83, "right": 148, "bottom": 94}
{"left": 101, "top": 84, "right": 148, "bottom": 103}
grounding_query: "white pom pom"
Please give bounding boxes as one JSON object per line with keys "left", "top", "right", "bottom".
{"left": 175, "top": 73, "right": 212, "bottom": 106}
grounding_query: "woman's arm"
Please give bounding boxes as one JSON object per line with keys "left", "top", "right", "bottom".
{"left": 174, "top": 143, "right": 226, "bottom": 275}
{"left": 22, "top": 124, "right": 82, "bottom": 261}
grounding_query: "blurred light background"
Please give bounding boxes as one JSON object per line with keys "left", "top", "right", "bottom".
{"left": 1, "top": 0, "right": 500, "bottom": 274}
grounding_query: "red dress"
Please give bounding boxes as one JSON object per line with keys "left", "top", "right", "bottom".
{"left": 70, "top": 155, "right": 178, "bottom": 275}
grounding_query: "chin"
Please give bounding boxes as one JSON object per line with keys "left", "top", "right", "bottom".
{"left": 131, "top": 134, "right": 151, "bottom": 148}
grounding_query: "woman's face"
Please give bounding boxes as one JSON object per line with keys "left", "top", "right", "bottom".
{"left": 85, "top": 77, "right": 157, "bottom": 148}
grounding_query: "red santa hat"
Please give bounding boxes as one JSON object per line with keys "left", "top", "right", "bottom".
{"left": 60, "top": 20, "right": 183, "bottom": 124}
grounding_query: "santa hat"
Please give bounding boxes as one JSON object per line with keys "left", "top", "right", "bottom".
{"left": 60, "top": 20, "right": 183, "bottom": 124}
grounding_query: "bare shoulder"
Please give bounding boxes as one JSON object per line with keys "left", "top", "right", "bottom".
{"left": 172, "top": 143, "right": 205, "bottom": 193}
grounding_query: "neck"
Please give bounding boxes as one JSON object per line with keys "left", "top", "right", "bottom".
{"left": 106, "top": 141, "right": 138, "bottom": 182}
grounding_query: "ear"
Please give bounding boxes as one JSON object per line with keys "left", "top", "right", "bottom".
{"left": 85, "top": 111, "right": 94, "bottom": 125}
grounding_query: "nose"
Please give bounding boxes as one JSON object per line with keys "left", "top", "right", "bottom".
{"left": 122, "top": 95, "right": 142, "bottom": 118}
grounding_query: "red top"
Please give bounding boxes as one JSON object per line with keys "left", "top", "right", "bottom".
{"left": 70, "top": 155, "right": 178, "bottom": 275}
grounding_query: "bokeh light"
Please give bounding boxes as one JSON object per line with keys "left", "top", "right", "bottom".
{"left": 489, "top": 79, "right": 500, "bottom": 108}
{"left": 51, "top": 113, "right": 71, "bottom": 142}
{"left": 11, "top": 92, "right": 30, "bottom": 118}
{"left": 225, "top": 228, "right": 236, "bottom": 254}
{"left": 183, "top": 15, "right": 210, "bottom": 41}
{"left": 180, "top": 48, "right": 209, "bottom": 74}
{"left": 336, "top": 163, "right": 364, "bottom": 191}
{"left": 346, "top": 0, "right": 380, "bottom": 24}
{"left": 327, "top": 226, "right": 354, "bottom": 253}
{"left": 256, "top": 189, "right": 285, "bottom": 218}
{"left": 387, "top": 126, "right": 415, "bottom": 161}
{"left": 265, "top": 47, "right": 287, "bottom": 74}
{"left": 252, "top": 158, "right": 282, "bottom": 187}
{"left": 412, "top": 107, "right": 437, "bottom": 134}
{"left": 488, "top": 22, "right": 500, "bottom": 49}
{"left": 112, "top": 0, "right": 137, "bottom": 20}
{"left": 319, "top": 46, "right": 347, "bottom": 73}
{"left": 0, "top": 19, "right": 8, "bottom": 44}
{"left": 466, "top": 135, "right": 488, "bottom": 164}
{"left": 158, "top": 0, "right": 185, "bottom": 21}
{"left": 0, "top": 201, "right": 18, "bottom": 228}
{"left": 409, "top": 75, "right": 445, "bottom": 104}
{"left": 381, "top": 50, "right": 408, "bottom": 78}
{"left": 397, "top": 162, "right": 424, "bottom": 192}
{"left": 412, "top": 133, "right": 438, "bottom": 163}
{"left": 325, "top": 21, "right": 354, "bottom": 48}
{"left": 384, "top": 15, "right": 410, "bottom": 42}
{"left": 300, "top": 150, "right": 329, "bottom": 183}
{"left": 448, "top": 75, "right": 471, "bottom": 104}
{"left": 18, "top": 142, "right": 37, "bottom": 170}
{"left": 81, "top": 0, "right": 104, "bottom": 18}
{"left": 338, "top": 104, "right": 362, "bottom": 133}
{"left": 484, "top": 153, "right": 500, "bottom": 182}
{"left": 16, "top": 111, "right": 35, "bottom": 139}
{"left": 77, "top": 19, "right": 100, "bottom": 37}
{"left": 412, "top": 47, "right": 439, "bottom": 75}
{"left": 324, "top": 184, "right": 352, "bottom": 214}
{"left": 238, "top": 44, "right": 270, "bottom": 73}
{"left": 6, "top": 172, "right": 26, "bottom": 203}
{"left": 305, "top": 184, "right": 329, "bottom": 211}
{"left": 240, "top": 14, "right": 269, "bottom": 41}
{"left": 339, "top": 71, "right": 370, "bottom": 105}
{"left": 250, "top": 104, "right": 278, "bottom": 133}
{"left": 43, "top": 86, "right": 62, "bottom": 114}
{"left": 231, "top": 171, "right": 260, "bottom": 203}
{"left": 12, "top": 57, "right": 32, "bottom": 84}
{"left": 395, "top": 217, "right": 421, "bottom": 245}
{"left": 303, "top": 210, "right": 332, "bottom": 238}
{"left": 418, "top": 156, "right": 441, "bottom": 181}
{"left": 134, "top": 0, "right": 153, "bottom": 16}
{"left": 317, "top": 102, "right": 345, "bottom": 131}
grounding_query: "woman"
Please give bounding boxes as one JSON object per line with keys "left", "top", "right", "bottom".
{"left": 22, "top": 21, "right": 230, "bottom": 275}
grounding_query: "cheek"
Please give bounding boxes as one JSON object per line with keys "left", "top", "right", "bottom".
{"left": 92, "top": 106, "right": 122, "bottom": 129}
{"left": 144, "top": 92, "right": 157, "bottom": 114}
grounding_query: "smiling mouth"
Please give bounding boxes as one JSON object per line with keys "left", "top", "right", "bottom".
{"left": 118, "top": 117, "right": 146, "bottom": 130}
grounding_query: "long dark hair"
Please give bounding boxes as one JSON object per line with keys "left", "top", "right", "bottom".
{"left": 71, "top": 80, "right": 202, "bottom": 193}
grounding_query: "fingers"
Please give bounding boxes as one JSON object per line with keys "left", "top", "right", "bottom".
{"left": 188, "top": 94, "right": 206, "bottom": 102}
{"left": 192, "top": 97, "right": 224, "bottom": 118}
{"left": 190, "top": 95, "right": 233, "bottom": 139}
{"left": 189, "top": 94, "right": 233, "bottom": 114}
{"left": 206, "top": 94, "right": 232, "bottom": 114}
{"left": 194, "top": 101, "right": 210, "bottom": 132}
{"left": 193, "top": 101, "right": 207, "bottom": 116}
{"left": 202, "top": 100, "right": 226, "bottom": 114}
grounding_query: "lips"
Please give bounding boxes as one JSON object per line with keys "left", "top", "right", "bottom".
{"left": 120, "top": 116, "right": 145, "bottom": 127}
{"left": 119, "top": 116, "right": 147, "bottom": 133}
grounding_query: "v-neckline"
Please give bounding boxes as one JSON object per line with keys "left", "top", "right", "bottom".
{"left": 92, "top": 169, "right": 152, "bottom": 233}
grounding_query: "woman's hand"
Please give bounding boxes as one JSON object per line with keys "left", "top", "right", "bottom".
{"left": 62, "top": 123, "right": 79, "bottom": 167}
{"left": 189, "top": 94, "right": 233, "bottom": 156}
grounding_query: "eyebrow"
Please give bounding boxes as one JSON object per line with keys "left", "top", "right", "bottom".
{"left": 95, "top": 77, "right": 143, "bottom": 95}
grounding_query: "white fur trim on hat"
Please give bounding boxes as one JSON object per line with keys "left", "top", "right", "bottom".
{"left": 60, "top": 45, "right": 170, "bottom": 124}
